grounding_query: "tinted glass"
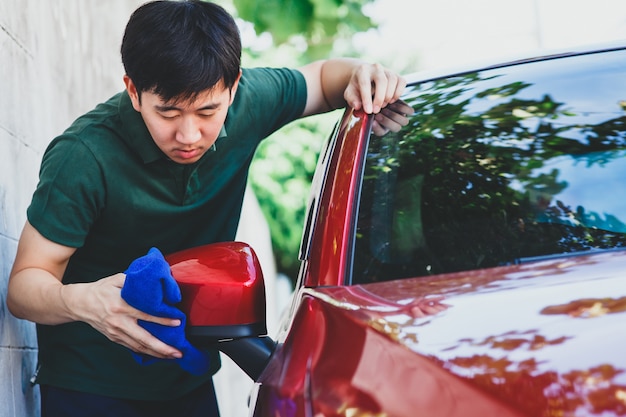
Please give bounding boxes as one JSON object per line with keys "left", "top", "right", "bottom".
{"left": 352, "top": 49, "right": 626, "bottom": 284}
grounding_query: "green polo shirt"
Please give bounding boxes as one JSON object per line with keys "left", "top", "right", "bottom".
{"left": 27, "top": 67, "right": 307, "bottom": 400}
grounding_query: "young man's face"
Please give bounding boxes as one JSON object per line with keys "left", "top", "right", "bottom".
{"left": 124, "top": 73, "right": 241, "bottom": 164}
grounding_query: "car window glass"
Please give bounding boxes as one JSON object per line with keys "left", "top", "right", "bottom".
{"left": 351, "top": 49, "right": 626, "bottom": 285}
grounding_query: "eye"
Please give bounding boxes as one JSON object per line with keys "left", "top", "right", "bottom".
{"left": 160, "top": 112, "right": 180, "bottom": 120}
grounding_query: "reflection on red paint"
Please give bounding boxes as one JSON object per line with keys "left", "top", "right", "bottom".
{"left": 166, "top": 242, "right": 266, "bottom": 326}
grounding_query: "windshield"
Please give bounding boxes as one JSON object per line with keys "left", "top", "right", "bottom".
{"left": 351, "top": 48, "right": 626, "bottom": 285}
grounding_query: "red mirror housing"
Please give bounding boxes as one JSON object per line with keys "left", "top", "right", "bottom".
{"left": 166, "top": 241, "right": 268, "bottom": 341}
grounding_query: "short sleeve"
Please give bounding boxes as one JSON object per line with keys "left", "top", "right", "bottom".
{"left": 231, "top": 67, "right": 308, "bottom": 138}
{"left": 27, "top": 135, "right": 106, "bottom": 248}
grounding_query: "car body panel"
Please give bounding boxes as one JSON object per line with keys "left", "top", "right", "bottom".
{"left": 303, "top": 109, "right": 371, "bottom": 288}
{"left": 253, "top": 250, "right": 626, "bottom": 416}
{"left": 167, "top": 242, "right": 265, "bottom": 326}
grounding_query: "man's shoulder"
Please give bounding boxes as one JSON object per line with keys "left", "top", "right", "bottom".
{"left": 235, "top": 67, "right": 306, "bottom": 109}
{"left": 240, "top": 66, "right": 303, "bottom": 86}
{"left": 56, "top": 92, "right": 138, "bottom": 154}
{"left": 63, "top": 92, "right": 125, "bottom": 138}
{"left": 49, "top": 91, "right": 158, "bottom": 166}
{"left": 226, "top": 67, "right": 307, "bottom": 137}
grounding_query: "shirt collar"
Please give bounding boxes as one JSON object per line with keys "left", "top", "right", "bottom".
{"left": 118, "top": 91, "right": 164, "bottom": 164}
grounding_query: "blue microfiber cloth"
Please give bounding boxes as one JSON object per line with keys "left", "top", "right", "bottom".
{"left": 121, "top": 247, "right": 210, "bottom": 375}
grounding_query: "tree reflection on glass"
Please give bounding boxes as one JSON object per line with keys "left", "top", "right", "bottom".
{"left": 353, "top": 52, "right": 626, "bottom": 283}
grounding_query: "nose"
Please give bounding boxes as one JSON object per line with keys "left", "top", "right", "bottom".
{"left": 175, "top": 116, "right": 202, "bottom": 145}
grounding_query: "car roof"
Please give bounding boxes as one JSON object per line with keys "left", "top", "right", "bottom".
{"left": 403, "top": 41, "right": 626, "bottom": 86}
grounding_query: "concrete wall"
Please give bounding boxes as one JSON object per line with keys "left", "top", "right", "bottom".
{"left": 1, "top": 2, "right": 142, "bottom": 415}
{"left": 0, "top": 2, "right": 283, "bottom": 416}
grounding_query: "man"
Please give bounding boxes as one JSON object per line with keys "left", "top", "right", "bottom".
{"left": 7, "top": 1, "right": 408, "bottom": 416}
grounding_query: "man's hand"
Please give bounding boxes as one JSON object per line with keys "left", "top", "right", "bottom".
{"left": 62, "top": 273, "right": 183, "bottom": 360}
{"left": 344, "top": 63, "right": 407, "bottom": 115}
{"left": 299, "top": 58, "right": 407, "bottom": 117}
{"left": 8, "top": 221, "right": 182, "bottom": 360}
{"left": 372, "top": 100, "right": 414, "bottom": 136}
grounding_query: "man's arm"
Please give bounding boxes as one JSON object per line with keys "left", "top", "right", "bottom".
{"left": 298, "top": 58, "right": 407, "bottom": 117}
{"left": 8, "top": 221, "right": 77, "bottom": 324}
{"left": 8, "top": 221, "right": 183, "bottom": 360}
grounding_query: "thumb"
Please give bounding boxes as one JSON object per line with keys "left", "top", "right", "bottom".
{"left": 109, "top": 273, "right": 127, "bottom": 289}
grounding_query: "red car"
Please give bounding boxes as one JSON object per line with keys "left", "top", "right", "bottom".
{"left": 168, "top": 43, "right": 626, "bottom": 416}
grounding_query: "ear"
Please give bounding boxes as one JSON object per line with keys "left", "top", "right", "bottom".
{"left": 228, "top": 70, "right": 243, "bottom": 105}
{"left": 123, "top": 75, "right": 142, "bottom": 112}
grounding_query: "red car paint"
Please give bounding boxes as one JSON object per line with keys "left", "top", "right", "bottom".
{"left": 252, "top": 251, "right": 626, "bottom": 416}
{"left": 304, "top": 109, "right": 371, "bottom": 288}
{"left": 167, "top": 242, "right": 265, "bottom": 326}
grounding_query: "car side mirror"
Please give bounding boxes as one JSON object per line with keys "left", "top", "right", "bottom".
{"left": 166, "top": 241, "right": 276, "bottom": 380}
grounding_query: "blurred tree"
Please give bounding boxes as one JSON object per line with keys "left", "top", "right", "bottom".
{"left": 250, "top": 115, "right": 338, "bottom": 279}
{"left": 233, "top": 0, "right": 374, "bottom": 59}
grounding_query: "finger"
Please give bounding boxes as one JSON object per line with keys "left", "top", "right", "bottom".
{"left": 108, "top": 272, "right": 127, "bottom": 289}
{"left": 130, "top": 328, "right": 183, "bottom": 359}
{"left": 376, "top": 73, "right": 407, "bottom": 111}
{"left": 350, "top": 66, "right": 376, "bottom": 113}
{"left": 343, "top": 84, "right": 362, "bottom": 112}
{"left": 371, "top": 120, "right": 390, "bottom": 137}
{"left": 391, "top": 75, "right": 407, "bottom": 103}
{"left": 116, "top": 318, "right": 183, "bottom": 359}
{"left": 383, "top": 73, "right": 400, "bottom": 108}
{"left": 373, "top": 116, "right": 398, "bottom": 134}
{"left": 372, "top": 112, "right": 405, "bottom": 135}
{"left": 378, "top": 107, "right": 409, "bottom": 128}
{"left": 370, "top": 64, "right": 390, "bottom": 114}
{"left": 389, "top": 100, "right": 415, "bottom": 117}
{"left": 133, "top": 309, "right": 182, "bottom": 327}
{"left": 375, "top": 71, "right": 408, "bottom": 113}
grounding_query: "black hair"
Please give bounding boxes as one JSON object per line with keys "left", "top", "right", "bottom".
{"left": 121, "top": 0, "right": 241, "bottom": 102}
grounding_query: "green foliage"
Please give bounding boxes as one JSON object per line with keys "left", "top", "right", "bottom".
{"left": 249, "top": 112, "right": 339, "bottom": 280}
{"left": 234, "top": 0, "right": 313, "bottom": 42}
{"left": 233, "top": 0, "right": 374, "bottom": 58}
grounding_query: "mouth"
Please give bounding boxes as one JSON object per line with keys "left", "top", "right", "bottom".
{"left": 174, "top": 148, "right": 201, "bottom": 160}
